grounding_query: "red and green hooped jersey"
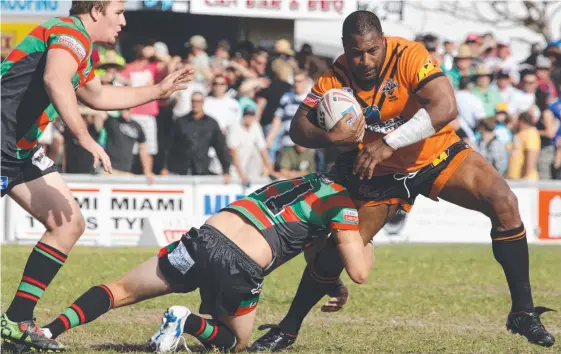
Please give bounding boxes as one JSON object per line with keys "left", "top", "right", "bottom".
{"left": 225, "top": 173, "right": 359, "bottom": 272}
{"left": 1, "top": 16, "right": 95, "bottom": 159}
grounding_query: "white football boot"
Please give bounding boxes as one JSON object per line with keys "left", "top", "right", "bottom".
{"left": 149, "top": 306, "right": 191, "bottom": 352}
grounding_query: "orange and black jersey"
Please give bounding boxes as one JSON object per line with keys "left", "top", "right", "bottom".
{"left": 301, "top": 36, "right": 460, "bottom": 176}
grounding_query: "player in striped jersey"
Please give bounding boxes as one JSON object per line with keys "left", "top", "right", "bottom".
{"left": 1, "top": 1, "right": 194, "bottom": 351}
{"left": 37, "top": 173, "right": 370, "bottom": 352}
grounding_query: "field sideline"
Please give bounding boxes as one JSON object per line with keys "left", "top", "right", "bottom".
{"left": 2, "top": 244, "right": 560, "bottom": 353}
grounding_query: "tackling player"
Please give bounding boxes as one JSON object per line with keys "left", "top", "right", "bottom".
{"left": 251, "top": 10, "right": 555, "bottom": 351}
{"left": 0, "top": 1, "right": 194, "bottom": 351}
{"left": 37, "top": 173, "right": 370, "bottom": 352}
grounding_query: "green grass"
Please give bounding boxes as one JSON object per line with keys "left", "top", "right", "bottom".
{"left": 2, "top": 244, "right": 560, "bottom": 353}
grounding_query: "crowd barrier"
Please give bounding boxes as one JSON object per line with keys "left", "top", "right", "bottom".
{"left": 1, "top": 175, "right": 560, "bottom": 246}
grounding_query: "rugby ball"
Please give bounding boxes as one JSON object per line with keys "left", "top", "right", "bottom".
{"left": 317, "top": 88, "right": 362, "bottom": 131}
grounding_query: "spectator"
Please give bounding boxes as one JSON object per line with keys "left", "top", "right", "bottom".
{"left": 103, "top": 108, "right": 155, "bottom": 183}
{"left": 273, "top": 39, "right": 299, "bottom": 73}
{"left": 162, "top": 92, "right": 231, "bottom": 180}
{"left": 442, "top": 44, "right": 474, "bottom": 89}
{"left": 544, "top": 40, "right": 561, "bottom": 96}
{"left": 535, "top": 55, "right": 558, "bottom": 112}
{"left": 256, "top": 59, "right": 294, "bottom": 160}
{"left": 441, "top": 40, "right": 456, "bottom": 72}
{"left": 472, "top": 64, "right": 502, "bottom": 117}
{"left": 249, "top": 50, "right": 268, "bottom": 78}
{"left": 486, "top": 40, "right": 518, "bottom": 80}
{"left": 120, "top": 44, "right": 162, "bottom": 173}
{"left": 270, "top": 70, "right": 310, "bottom": 152}
{"left": 210, "top": 39, "right": 231, "bottom": 74}
{"left": 535, "top": 108, "right": 559, "bottom": 180}
{"left": 506, "top": 112, "right": 541, "bottom": 180}
{"left": 423, "top": 34, "right": 441, "bottom": 62}
{"left": 550, "top": 99, "right": 561, "bottom": 178}
{"left": 475, "top": 119, "right": 508, "bottom": 174}
{"left": 465, "top": 33, "right": 484, "bottom": 64}
{"left": 188, "top": 35, "right": 212, "bottom": 84}
{"left": 493, "top": 102, "right": 514, "bottom": 147}
{"left": 277, "top": 145, "right": 316, "bottom": 179}
{"left": 512, "top": 71, "right": 539, "bottom": 115}
{"left": 296, "top": 43, "right": 328, "bottom": 82}
{"left": 204, "top": 74, "right": 242, "bottom": 134}
{"left": 494, "top": 71, "right": 520, "bottom": 114}
{"left": 227, "top": 106, "right": 274, "bottom": 182}
{"left": 456, "top": 76, "right": 486, "bottom": 142}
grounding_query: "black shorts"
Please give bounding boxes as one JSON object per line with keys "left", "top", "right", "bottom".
{"left": 1, "top": 146, "right": 58, "bottom": 197}
{"left": 332, "top": 141, "right": 473, "bottom": 212}
{"left": 158, "top": 225, "right": 264, "bottom": 318}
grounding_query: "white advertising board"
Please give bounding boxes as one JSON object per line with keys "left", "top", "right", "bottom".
{"left": 190, "top": 0, "right": 357, "bottom": 20}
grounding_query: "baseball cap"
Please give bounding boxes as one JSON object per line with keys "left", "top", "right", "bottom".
{"left": 496, "top": 71, "right": 510, "bottom": 80}
{"left": 496, "top": 102, "right": 509, "bottom": 113}
{"left": 243, "top": 106, "right": 256, "bottom": 116}
{"left": 465, "top": 33, "right": 481, "bottom": 42}
{"left": 536, "top": 55, "right": 552, "bottom": 69}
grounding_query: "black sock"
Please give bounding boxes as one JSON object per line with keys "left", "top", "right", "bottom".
{"left": 184, "top": 314, "right": 237, "bottom": 352}
{"left": 279, "top": 241, "right": 345, "bottom": 335}
{"left": 6, "top": 242, "right": 68, "bottom": 322}
{"left": 491, "top": 224, "right": 534, "bottom": 313}
{"left": 44, "top": 285, "right": 114, "bottom": 339}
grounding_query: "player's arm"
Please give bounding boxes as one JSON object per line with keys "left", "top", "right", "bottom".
{"left": 289, "top": 70, "right": 364, "bottom": 149}
{"left": 77, "top": 67, "right": 195, "bottom": 111}
{"left": 44, "top": 49, "right": 94, "bottom": 144}
{"left": 332, "top": 229, "right": 369, "bottom": 284}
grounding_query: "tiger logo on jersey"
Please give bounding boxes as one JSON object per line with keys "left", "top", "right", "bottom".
{"left": 418, "top": 59, "right": 435, "bottom": 82}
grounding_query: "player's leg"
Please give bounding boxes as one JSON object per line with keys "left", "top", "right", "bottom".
{"left": 44, "top": 256, "right": 173, "bottom": 339}
{"left": 251, "top": 204, "right": 399, "bottom": 352}
{"left": 437, "top": 151, "right": 555, "bottom": 347}
{"left": 2, "top": 169, "right": 83, "bottom": 351}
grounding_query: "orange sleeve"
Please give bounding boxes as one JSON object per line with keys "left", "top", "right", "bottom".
{"left": 400, "top": 42, "right": 445, "bottom": 93}
{"left": 300, "top": 69, "right": 343, "bottom": 111}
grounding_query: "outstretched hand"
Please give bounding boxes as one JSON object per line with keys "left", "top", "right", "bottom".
{"left": 158, "top": 66, "right": 196, "bottom": 100}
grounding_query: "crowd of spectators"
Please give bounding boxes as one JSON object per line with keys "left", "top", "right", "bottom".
{"left": 36, "top": 31, "right": 561, "bottom": 183}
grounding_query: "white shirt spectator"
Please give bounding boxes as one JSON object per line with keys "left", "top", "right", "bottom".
{"left": 456, "top": 90, "right": 487, "bottom": 141}
{"left": 227, "top": 120, "right": 267, "bottom": 179}
{"left": 510, "top": 91, "right": 536, "bottom": 116}
{"left": 204, "top": 96, "right": 242, "bottom": 134}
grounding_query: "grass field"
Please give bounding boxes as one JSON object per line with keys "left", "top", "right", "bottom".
{"left": 1, "top": 244, "right": 560, "bottom": 354}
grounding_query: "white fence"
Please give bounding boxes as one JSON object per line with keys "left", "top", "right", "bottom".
{"left": 1, "top": 175, "right": 560, "bottom": 246}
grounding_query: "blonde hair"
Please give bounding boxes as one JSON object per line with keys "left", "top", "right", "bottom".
{"left": 271, "top": 58, "right": 292, "bottom": 82}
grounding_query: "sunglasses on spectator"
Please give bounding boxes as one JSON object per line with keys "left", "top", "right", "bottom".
{"left": 192, "top": 99, "right": 204, "bottom": 103}
{"left": 213, "top": 81, "right": 227, "bottom": 86}
{"left": 523, "top": 80, "right": 537, "bottom": 84}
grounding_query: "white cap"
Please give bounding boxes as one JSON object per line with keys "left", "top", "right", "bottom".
{"left": 536, "top": 55, "right": 552, "bottom": 69}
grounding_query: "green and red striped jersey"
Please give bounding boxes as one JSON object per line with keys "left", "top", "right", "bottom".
{"left": 225, "top": 173, "right": 359, "bottom": 272}
{"left": 1, "top": 16, "right": 95, "bottom": 159}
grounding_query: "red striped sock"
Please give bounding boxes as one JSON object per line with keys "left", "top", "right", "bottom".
{"left": 44, "top": 285, "right": 113, "bottom": 339}
{"left": 183, "top": 314, "right": 237, "bottom": 351}
{"left": 6, "top": 242, "right": 67, "bottom": 322}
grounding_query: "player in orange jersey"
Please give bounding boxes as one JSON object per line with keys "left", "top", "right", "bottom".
{"left": 250, "top": 10, "right": 555, "bottom": 351}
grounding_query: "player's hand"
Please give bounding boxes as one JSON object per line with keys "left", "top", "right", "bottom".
{"left": 157, "top": 66, "right": 195, "bottom": 99}
{"left": 353, "top": 139, "right": 394, "bottom": 180}
{"left": 328, "top": 112, "right": 365, "bottom": 146}
{"left": 321, "top": 280, "right": 349, "bottom": 313}
{"left": 79, "top": 137, "right": 112, "bottom": 173}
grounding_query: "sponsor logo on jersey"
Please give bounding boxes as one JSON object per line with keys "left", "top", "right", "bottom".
{"left": 318, "top": 173, "right": 334, "bottom": 185}
{"left": 303, "top": 92, "right": 321, "bottom": 108}
{"left": 380, "top": 79, "right": 398, "bottom": 96}
{"left": 417, "top": 59, "right": 435, "bottom": 81}
{"left": 251, "top": 282, "right": 263, "bottom": 295}
{"left": 366, "top": 115, "right": 407, "bottom": 135}
{"left": 0, "top": 176, "right": 8, "bottom": 190}
{"left": 343, "top": 209, "right": 359, "bottom": 223}
{"left": 58, "top": 35, "right": 86, "bottom": 61}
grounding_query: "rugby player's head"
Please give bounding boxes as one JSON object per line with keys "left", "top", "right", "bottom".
{"left": 342, "top": 11, "right": 385, "bottom": 83}
{"left": 70, "top": 1, "right": 126, "bottom": 44}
